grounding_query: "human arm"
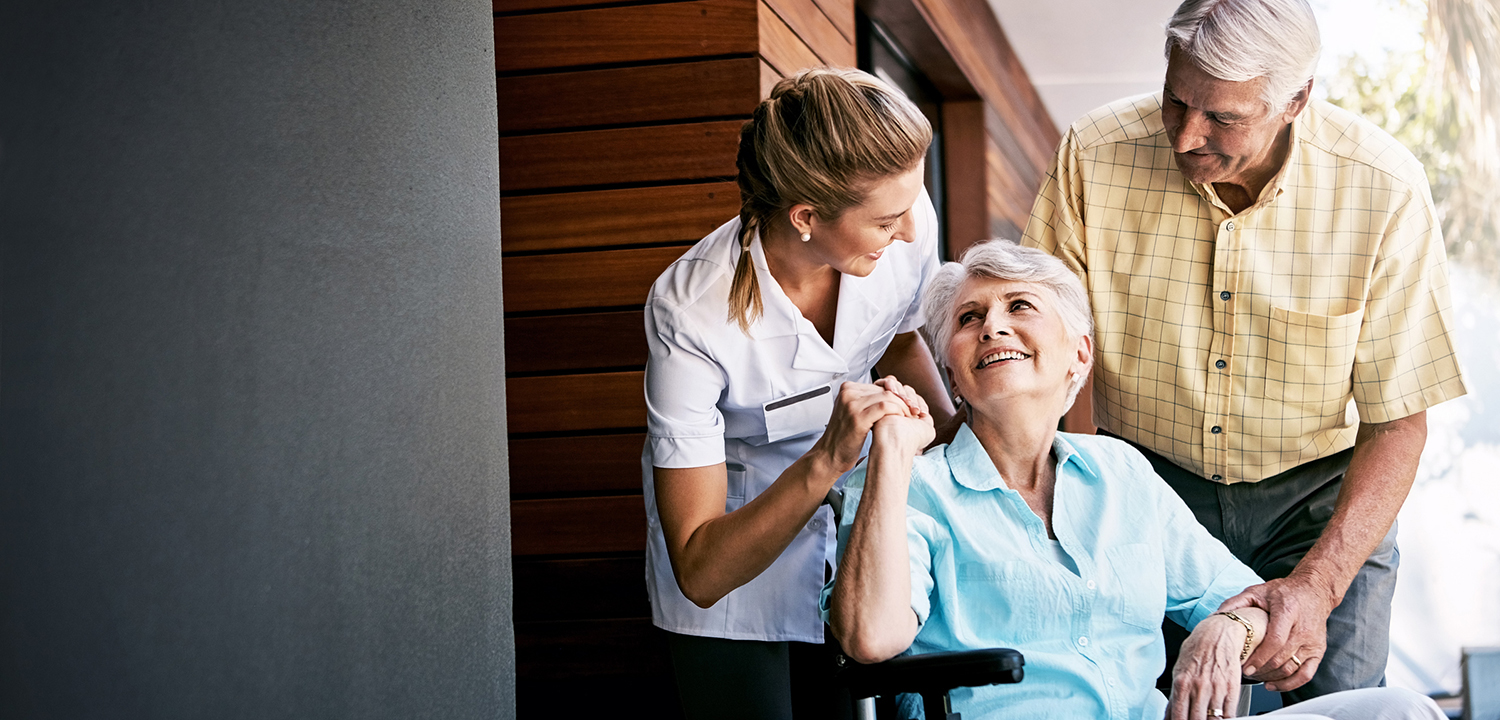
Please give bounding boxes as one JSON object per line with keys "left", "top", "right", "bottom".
{"left": 1219, "top": 411, "right": 1426, "bottom": 690}
{"left": 828, "top": 393, "right": 934, "bottom": 663}
{"left": 875, "top": 330, "right": 956, "bottom": 429}
{"left": 657, "top": 381, "right": 921, "bottom": 607}
{"left": 1168, "top": 606, "right": 1269, "bottom": 720}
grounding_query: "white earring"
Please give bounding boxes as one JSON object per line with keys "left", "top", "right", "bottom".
{"left": 800, "top": 232, "right": 811, "bottom": 243}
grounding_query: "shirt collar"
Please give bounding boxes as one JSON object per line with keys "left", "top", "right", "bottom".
{"left": 1181, "top": 106, "right": 1305, "bottom": 217}
{"left": 743, "top": 226, "right": 854, "bottom": 375}
{"left": 945, "top": 424, "right": 1097, "bottom": 492}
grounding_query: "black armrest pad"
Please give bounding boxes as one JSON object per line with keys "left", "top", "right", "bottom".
{"left": 840, "top": 648, "right": 1024, "bottom": 698}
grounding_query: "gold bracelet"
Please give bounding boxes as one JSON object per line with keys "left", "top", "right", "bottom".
{"left": 1215, "top": 610, "right": 1254, "bottom": 663}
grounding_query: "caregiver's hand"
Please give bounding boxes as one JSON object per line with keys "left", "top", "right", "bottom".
{"left": 813, "top": 380, "right": 921, "bottom": 474}
{"left": 1166, "top": 607, "right": 1266, "bottom": 720}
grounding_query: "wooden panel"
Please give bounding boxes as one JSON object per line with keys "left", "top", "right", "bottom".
{"left": 761, "top": 0, "right": 854, "bottom": 66}
{"left": 943, "top": 100, "right": 987, "bottom": 258}
{"left": 495, "top": 0, "right": 758, "bottom": 73}
{"left": 498, "top": 59, "right": 760, "bottom": 134}
{"left": 512, "top": 495, "right": 647, "bottom": 555}
{"left": 515, "top": 618, "right": 668, "bottom": 679}
{"left": 500, "top": 120, "right": 740, "bottom": 192}
{"left": 985, "top": 131, "right": 1034, "bottom": 237}
{"left": 905, "top": 0, "right": 1059, "bottom": 170}
{"left": 494, "top": 0, "right": 616, "bottom": 14}
{"left": 501, "top": 246, "right": 686, "bottom": 313}
{"left": 509, "top": 432, "right": 646, "bottom": 496}
{"left": 760, "top": 59, "right": 782, "bottom": 99}
{"left": 500, "top": 183, "right": 738, "bottom": 253}
{"left": 757, "top": 0, "right": 824, "bottom": 77}
{"left": 513, "top": 556, "right": 651, "bottom": 621}
{"left": 1063, "top": 376, "right": 1096, "bottom": 435}
{"left": 507, "top": 371, "right": 646, "bottom": 433}
{"left": 505, "top": 311, "right": 647, "bottom": 374}
{"left": 813, "top": 0, "right": 855, "bottom": 43}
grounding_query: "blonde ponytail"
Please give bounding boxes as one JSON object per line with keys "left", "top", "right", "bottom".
{"left": 727, "top": 67, "right": 931, "bottom": 333}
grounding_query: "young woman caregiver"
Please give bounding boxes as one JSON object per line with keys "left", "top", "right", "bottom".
{"left": 642, "top": 67, "right": 956, "bottom": 719}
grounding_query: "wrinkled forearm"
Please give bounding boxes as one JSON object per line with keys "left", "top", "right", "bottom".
{"left": 830, "top": 440, "right": 921, "bottom": 663}
{"left": 1295, "top": 411, "right": 1425, "bottom": 607}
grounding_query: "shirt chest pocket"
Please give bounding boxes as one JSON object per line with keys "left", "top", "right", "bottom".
{"left": 1106, "top": 543, "right": 1166, "bottom": 630}
{"left": 763, "top": 384, "right": 836, "bottom": 443}
{"left": 862, "top": 318, "right": 904, "bottom": 371}
{"left": 956, "top": 561, "right": 1068, "bottom": 644}
{"left": 1257, "top": 306, "right": 1363, "bottom": 415}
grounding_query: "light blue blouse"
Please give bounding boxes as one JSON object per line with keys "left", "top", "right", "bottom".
{"left": 823, "top": 425, "right": 1262, "bottom": 719}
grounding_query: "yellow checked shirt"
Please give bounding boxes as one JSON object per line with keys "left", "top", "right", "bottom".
{"left": 1022, "top": 94, "right": 1467, "bottom": 484}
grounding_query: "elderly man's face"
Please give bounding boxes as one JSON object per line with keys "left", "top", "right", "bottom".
{"left": 1161, "top": 47, "right": 1304, "bottom": 192}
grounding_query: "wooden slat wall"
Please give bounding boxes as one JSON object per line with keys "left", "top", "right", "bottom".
{"left": 496, "top": 0, "right": 851, "bottom": 713}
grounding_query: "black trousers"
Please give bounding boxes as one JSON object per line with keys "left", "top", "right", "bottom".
{"left": 1121, "top": 439, "right": 1398, "bottom": 705}
{"left": 665, "top": 627, "right": 853, "bottom": 720}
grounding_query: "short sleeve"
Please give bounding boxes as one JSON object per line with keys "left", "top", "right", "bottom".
{"left": 1145, "top": 448, "right": 1262, "bottom": 630}
{"left": 820, "top": 463, "right": 939, "bottom": 627}
{"left": 897, "top": 187, "right": 944, "bottom": 335}
{"left": 644, "top": 296, "right": 730, "bottom": 468}
{"left": 1020, "top": 129, "right": 1090, "bottom": 279}
{"left": 1350, "top": 186, "right": 1468, "bottom": 423}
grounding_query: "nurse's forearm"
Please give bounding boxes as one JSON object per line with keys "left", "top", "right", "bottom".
{"left": 655, "top": 451, "right": 843, "bottom": 609}
{"left": 876, "top": 331, "right": 956, "bottom": 427}
{"left": 829, "top": 428, "right": 921, "bottom": 663}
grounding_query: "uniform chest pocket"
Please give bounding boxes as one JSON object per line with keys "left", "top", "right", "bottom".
{"left": 863, "top": 319, "right": 904, "bottom": 371}
{"left": 763, "top": 384, "right": 836, "bottom": 443}
{"left": 1106, "top": 543, "right": 1166, "bottom": 630}
{"left": 1260, "top": 306, "right": 1363, "bottom": 414}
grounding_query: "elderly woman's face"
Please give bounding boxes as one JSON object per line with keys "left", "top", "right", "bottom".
{"left": 943, "top": 276, "right": 1085, "bottom": 412}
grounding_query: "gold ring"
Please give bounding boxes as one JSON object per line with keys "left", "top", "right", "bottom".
{"left": 1208, "top": 710, "right": 1224, "bottom": 718}
{"left": 1290, "top": 653, "right": 1304, "bottom": 666}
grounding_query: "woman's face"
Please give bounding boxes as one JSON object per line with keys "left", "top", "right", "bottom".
{"left": 942, "top": 276, "right": 1090, "bottom": 416}
{"left": 795, "top": 162, "right": 926, "bottom": 278}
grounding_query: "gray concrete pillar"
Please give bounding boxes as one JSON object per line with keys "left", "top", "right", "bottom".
{"left": 0, "top": 1, "right": 513, "bottom": 717}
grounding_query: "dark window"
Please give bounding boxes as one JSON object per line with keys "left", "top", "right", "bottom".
{"left": 858, "top": 13, "right": 947, "bottom": 253}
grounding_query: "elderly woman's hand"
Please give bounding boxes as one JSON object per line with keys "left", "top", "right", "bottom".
{"left": 813, "top": 380, "right": 923, "bottom": 474}
{"left": 872, "top": 377, "right": 936, "bottom": 458}
{"left": 1167, "top": 613, "right": 1254, "bottom": 720}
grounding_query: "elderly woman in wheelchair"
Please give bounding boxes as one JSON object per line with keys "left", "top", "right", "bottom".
{"left": 823, "top": 240, "right": 1443, "bottom": 720}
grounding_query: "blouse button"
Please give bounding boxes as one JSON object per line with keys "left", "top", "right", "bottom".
{"left": 1078, "top": 636, "right": 1089, "bottom": 647}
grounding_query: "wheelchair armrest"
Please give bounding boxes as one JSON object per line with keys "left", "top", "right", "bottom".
{"left": 839, "top": 648, "right": 1024, "bottom": 700}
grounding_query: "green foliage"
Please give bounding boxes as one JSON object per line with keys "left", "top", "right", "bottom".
{"left": 1323, "top": 0, "right": 1500, "bottom": 277}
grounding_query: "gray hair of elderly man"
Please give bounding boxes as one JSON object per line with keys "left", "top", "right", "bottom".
{"left": 1164, "top": 0, "right": 1322, "bottom": 113}
{"left": 919, "top": 239, "right": 1095, "bottom": 412}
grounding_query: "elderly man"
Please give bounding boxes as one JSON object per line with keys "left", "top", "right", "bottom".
{"left": 1021, "top": 0, "right": 1467, "bottom": 705}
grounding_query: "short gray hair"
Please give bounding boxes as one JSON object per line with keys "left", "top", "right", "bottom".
{"left": 919, "top": 240, "right": 1094, "bottom": 409}
{"left": 1164, "top": 0, "right": 1321, "bottom": 112}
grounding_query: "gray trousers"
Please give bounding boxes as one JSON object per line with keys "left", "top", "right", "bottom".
{"left": 1129, "top": 442, "right": 1399, "bottom": 705}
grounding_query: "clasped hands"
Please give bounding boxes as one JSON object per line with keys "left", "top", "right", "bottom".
{"left": 812, "top": 377, "right": 935, "bottom": 474}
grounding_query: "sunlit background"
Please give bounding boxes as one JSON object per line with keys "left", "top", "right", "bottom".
{"left": 989, "top": 0, "right": 1500, "bottom": 701}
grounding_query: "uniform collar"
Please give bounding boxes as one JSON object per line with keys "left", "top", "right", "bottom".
{"left": 946, "top": 423, "right": 1096, "bottom": 492}
{"left": 745, "top": 229, "right": 855, "bottom": 375}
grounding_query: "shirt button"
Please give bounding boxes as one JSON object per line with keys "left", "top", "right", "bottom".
{"left": 1219, "top": 291, "right": 1232, "bottom": 301}
{"left": 1215, "top": 359, "right": 1227, "bottom": 369}
{"left": 1078, "top": 636, "right": 1089, "bottom": 646}
{"left": 1225, "top": 221, "right": 1236, "bottom": 231}
{"left": 1086, "top": 580, "right": 1096, "bottom": 590}
{"left": 1212, "top": 474, "right": 1224, "bottom": 482}
{"left": 1211, "top": 426, "right": 1222, "bottom": 434}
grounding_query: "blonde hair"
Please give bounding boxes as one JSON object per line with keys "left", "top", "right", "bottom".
{"left": 729, "top": 67, "right": 932, "bottom": 332}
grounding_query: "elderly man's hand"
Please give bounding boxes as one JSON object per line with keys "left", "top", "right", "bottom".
{"left": 1217, "top": 573, "right": 1334, "bottom": 691}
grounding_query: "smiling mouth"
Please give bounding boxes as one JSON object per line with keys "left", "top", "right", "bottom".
{"left": 976, "top": 350, "right": 1030, "bottom": 369}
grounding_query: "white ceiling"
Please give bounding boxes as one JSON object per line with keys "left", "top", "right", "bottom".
{"left": 986, "top": 0, "right": 1182, "bottom": 132}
